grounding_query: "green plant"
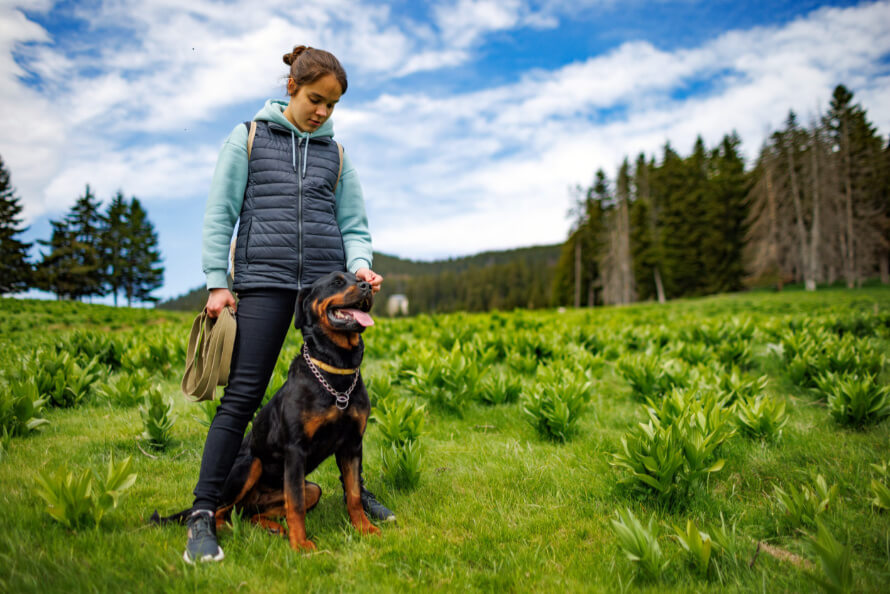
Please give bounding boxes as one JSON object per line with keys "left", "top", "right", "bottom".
{"left": 869, "top": 460, "right": 890, "bottom": 511}
{"left": 32, "top": 350, "right": 103, "bottom": 408}
{"left": 617, "top": 354, "right": 664, "bottom": 401}
{"left": 34, "top": 454, "right": 137, "bottom": 528}
{"left": 477, "top": 372, "right": 523, "bottom": 405}
{"left": 62, "top": 330, "right": 124, "bottom": 369}
{"left": 614, "top": 391, "right": 732, "bottom": 503}
{"left": 94, "top": 369, "right": 153, "bottom": 407}
{"left": 773, "top": 474, "right": 838, "bottom": 529}
{"left": 0, "top": 378, "right": 49, "bottom": 438}
{"left": 365, "top": 374, "right": 397, "bottom": 407}
{"left": 674, "top": 341, "right": 713, "bottom": 366}
{"left": 806, "top": 519, "right": 853, "bottom": 594}
{"left": 138, "top": 387, "right": 176, "bottom": 450}
{"left": 404, "top": 343, "right": 481, "bottom": 416}
{"left": 505, "top": 350, "right": 538, "bottom": 375}
{"left": 611, "top": 420, "right": 687, "bottom": 501}
{"left": 521, "top": 367, "right": 591, "bottom": 442}
{"left": 672, "top": 518, "right": 715, "bottom": 577}
{"left": 373, "top": 396, "right": 424, "bottom": 447}
{"left": 611, "top": 508, "right": 667, "bottom": 579}
{"left": 815, "top": 372, "right": 890, "bottom": 427}
{"left": 778, "top": 330, "right": 825, "bottom": 389}
{"left": 713, "top": 371, "right": 768, "bottom": 406}
{"left": 734, "top": 395, "right": 789, "bottom": 441}
{"left": 192, "top": 399, "right": 220, "bottom": 428}
{"left": 381, "top": 440, "right": 421, "bottom": 489}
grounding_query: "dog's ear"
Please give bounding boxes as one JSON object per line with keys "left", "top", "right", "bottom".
{"left": 293, "top": 287, "right": 311, "bottom": 330}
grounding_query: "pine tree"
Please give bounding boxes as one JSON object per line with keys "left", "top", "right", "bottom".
{"left": 66, "top": 185, "right": 105, "bottom": 299}
{"left": 823, "top": 84, "right": 886, "bottom": 287}
{"left": 36, "top": 218, "right": 82, "bottom": 299}
{"left": 650, "top": 142, "right": 689, "bottom": 298}
{"left": 0, "top": 155, "right": 32, "bottom": 294}
{"left": 123, "top": 198, "right": 164, "bottom": 305}
{"left": 101, "top": 191, "right": 130, "bottom": 305}
{"left": 629, "top": 153, "right": 666, "bottom": 302}
{"left": 702, "top": 133, "right": 749, "bottom": 293}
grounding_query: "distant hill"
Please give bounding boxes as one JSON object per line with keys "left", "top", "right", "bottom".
{"left": 157, "top": 244, "right": 561, "bottom": 315}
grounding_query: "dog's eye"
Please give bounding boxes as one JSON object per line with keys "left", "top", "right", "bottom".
{"left": 334, "top": 277, "right": 345, "bottom": 286}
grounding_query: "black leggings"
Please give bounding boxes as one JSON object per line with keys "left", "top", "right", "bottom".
{"left": 191, "top": 289, "right": 298, "bottom": 511}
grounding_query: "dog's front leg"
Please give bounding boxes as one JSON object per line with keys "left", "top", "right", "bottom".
{"left": 336, "top": 446, "right": 380, "bottom": 536}
{"left": 283, "top": 444, "right": 315, "bottom": 551}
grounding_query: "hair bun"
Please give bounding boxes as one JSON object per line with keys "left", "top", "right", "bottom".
{"left": 283, "top": 45, "right": 310, "bottom": 66}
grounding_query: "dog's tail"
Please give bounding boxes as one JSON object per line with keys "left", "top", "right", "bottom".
{"left": 148, "top": 507, "right": 193, "bottom": 526}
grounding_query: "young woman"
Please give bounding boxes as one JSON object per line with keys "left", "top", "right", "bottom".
{"left": 185, "top": 45, "right": 390, "bottom": 564}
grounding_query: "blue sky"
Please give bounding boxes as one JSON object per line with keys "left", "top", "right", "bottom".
{"left": 2, "top": 0, "right": 889, "bottom": 301}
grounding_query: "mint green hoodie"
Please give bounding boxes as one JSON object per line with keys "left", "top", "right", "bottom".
{"left": 201, "top": 99, "right": 373, "bottom": 290}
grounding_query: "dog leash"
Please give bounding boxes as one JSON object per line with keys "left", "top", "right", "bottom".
{"left": 181, "top": 306, "right": 236, "bottom": 402}
{"left": 301, "top": 344, "right": 359, "bottom": 410}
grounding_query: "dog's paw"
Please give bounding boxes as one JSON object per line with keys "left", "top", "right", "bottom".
{"left": 291, "top": 538, "right": 317, "bottom": 552}
{"left": 354, "top": 519, "right": 381, "bottom": 536}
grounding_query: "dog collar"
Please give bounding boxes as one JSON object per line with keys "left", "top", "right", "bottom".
{"left": 301, "top": 344, "right": 359, "bottom": 410}
{"left": 306, "top": 354, "right": 358, "bottom": 375}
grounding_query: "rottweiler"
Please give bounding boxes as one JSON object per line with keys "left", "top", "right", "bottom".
{"left": 154, "top": 271, "right": 379, "bottom": 551}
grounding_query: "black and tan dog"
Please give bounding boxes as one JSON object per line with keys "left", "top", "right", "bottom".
{"left": 153, "top": 271, "right": 379, "bottom": 551}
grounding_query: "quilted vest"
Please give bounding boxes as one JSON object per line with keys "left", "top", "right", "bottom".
{"left": 232, "top": 121, "right": 345, "bottom": 291}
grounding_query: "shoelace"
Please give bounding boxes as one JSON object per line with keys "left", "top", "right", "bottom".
{"left": 189, "top": 511, "right": 215, "bottom": 538}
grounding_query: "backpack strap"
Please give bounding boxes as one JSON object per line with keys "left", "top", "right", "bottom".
{"left": 232, "top": 121, "right": 257, "bottom": 280}
{"left": 334, "top": 142, "right": 344, "bottom": 193}
{"left": 246, "top": 120, "right": 257, "bottom": 160}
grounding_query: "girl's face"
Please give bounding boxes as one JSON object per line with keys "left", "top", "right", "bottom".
{"left": 284, "top": 73, "right": 342, "bottom": 133}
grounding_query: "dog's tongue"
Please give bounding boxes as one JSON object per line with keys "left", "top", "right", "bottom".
{"left": 343, "top": 308, "right": 374, "bottom": 327}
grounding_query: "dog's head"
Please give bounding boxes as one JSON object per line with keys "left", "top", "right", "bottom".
{"left": 295, "top": 271, "right": 374, "bottom": 350}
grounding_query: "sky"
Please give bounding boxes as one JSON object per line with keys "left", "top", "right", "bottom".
{"left": 2, "top": 0, "right": 890, "bottom": 301}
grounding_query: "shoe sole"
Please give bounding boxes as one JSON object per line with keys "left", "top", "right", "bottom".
{"left": 182, "top": 546, "right": 225, "bottom": 564}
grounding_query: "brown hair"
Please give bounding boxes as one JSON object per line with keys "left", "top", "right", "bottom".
{"left": 283, "top": 45, "right": 348, "bottom": 95}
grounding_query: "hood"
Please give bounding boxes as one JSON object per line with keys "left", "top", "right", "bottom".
{"left": 253, "top": 99, "right": 335, "bottom": 139}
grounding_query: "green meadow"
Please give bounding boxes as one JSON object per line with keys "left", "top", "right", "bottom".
{"left": 1, "top": 288, "right": 889, "bottom": 593}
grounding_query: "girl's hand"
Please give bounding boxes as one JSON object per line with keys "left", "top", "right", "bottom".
{"left": 206, "top": 288, "right": 236, "bottom": 318}
{"left": 355, "top": 268, "right": 383, "bottom": 294}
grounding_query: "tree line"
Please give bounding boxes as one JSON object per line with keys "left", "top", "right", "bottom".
{"left": 0, "top": 154, "right": 164, "bottom": 305}
{"left": 551, "top": 84, "right": 889, "bottom": 306}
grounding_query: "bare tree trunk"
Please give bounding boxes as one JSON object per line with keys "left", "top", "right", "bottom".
{"left": 880, "top": 252, "right": 889, "bottom": 284}
{"left": 807, "top": 137, "right": 821, "bottom": 291}
{"left": 785, "top": 137, "right": 813, "bottom": 289}
{"left": 654, "top": 267, "right": 666, "bottom": 303}
{"left": 764, "top": 162, "right": 783, "bottom": 290}
{"left": 617, "top": 193, "right": 633, "bottom": 304}
{"left": 840, "top": 118, "right": 856, "bottom": 288}
{"left": 574, "top": 239, "right": 581, "bottom": 308}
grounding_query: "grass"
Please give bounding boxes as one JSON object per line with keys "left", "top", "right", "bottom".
{"left": 1, "top": 289, "right": 890, "bottom": 592}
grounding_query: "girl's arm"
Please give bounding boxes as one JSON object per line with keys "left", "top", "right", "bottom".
{"left": 335, "top": 150, "right": 374, "bottom": 273}
{"left": 202, "top": 123, "right": 249, "bottom": 290}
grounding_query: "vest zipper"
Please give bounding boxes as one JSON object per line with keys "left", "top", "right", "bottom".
{"left": 297, "top": 135, "right": 304, "bottom": 289}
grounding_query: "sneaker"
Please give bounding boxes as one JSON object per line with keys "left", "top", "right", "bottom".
{"left": 360, "top": 487, "right": 396, "bottom": 523}
{"left": 183, "top": 509, "right": 224, "bottom": 564}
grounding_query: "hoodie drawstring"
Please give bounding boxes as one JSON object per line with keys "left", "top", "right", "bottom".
{"left": 290, "top": 130, "right": 310, "bottom": 178}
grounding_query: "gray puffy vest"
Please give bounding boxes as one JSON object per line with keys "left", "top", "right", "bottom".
{"left": 232, "top": 121, "right": 345, "bottom": 291}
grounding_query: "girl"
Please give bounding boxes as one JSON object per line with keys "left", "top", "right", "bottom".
{"left": 185, "top": 45, "right": 390, "bottom": 564}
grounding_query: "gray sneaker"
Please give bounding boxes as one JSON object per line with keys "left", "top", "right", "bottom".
{"left": 183, "top": 509, "right": 224, "bottom": 564}
{"left": 361, "top": 487, "right": 396, "bottom": 523}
